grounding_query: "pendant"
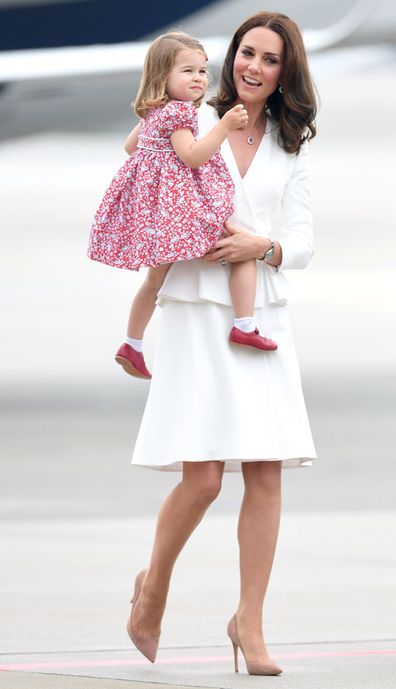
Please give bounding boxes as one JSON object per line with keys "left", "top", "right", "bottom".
{"left": 247, "top": 136, "right": 254, "bottom": 145}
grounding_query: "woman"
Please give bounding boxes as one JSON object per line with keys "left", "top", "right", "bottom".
{"left": 127, "top": 11, "right": 317, "bottom": 676}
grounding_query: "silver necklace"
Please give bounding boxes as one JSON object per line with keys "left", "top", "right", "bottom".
{"left": 246, "top": 118, "right": 266, "bottom": 145}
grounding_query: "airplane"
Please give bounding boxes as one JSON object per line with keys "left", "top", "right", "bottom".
{"left": 0, "top": 0, "right": 392, "bottom": 84}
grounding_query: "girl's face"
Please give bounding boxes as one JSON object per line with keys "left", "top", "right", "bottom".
{"left": 166, "top": 49, "right": 208, "bottom": 102}
{"left": 233, "top": 27, "right": 283, "bottom": 106}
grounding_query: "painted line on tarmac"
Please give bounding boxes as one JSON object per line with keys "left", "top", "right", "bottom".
{"left": 0, "top": 648, "right": 396, "bottom": 671}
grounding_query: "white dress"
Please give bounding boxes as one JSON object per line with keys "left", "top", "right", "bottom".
{"left": 132, "top": 103, "right": 317, "bottom": 471}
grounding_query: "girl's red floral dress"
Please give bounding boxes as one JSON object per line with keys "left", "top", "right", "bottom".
{"left": 88, "top": 100, "right": 235, "bottom": 270}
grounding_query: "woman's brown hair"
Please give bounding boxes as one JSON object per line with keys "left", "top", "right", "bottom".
{"left": 209, "top": 12, "right": 317, "bottom": 154}
{"left": 134, "top": 32, "right": 207, "bottom": 118}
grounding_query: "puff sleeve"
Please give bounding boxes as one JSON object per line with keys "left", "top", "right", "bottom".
{"left": 278, "top": 142, "right": 314, "bottom": 271}
{"left": 161, "top": 100, "right": 198, "bottom": 137}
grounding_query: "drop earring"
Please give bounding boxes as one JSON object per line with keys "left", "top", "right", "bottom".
{"left": 278, "top": 84, "right": 284, "bottom": 93}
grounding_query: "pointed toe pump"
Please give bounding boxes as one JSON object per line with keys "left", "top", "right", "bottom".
{"left": 126, "top": 569, "right": 160, "bottom": 663}
{"left": 227, "top": 614, "right": 282, "bottom": 676}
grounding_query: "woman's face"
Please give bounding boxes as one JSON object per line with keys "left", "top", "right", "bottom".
{"left": 233, "top": 27, "right": 284, "bottom": 106}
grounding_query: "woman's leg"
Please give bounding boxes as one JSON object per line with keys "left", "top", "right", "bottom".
{"left": 236, "top": 461, "right": 282, "bottom": 661}
{"left": 127, "top": 264, "right": 170, "bottom": 339}
{"left": 229, "top": 259, "right": 256, "bottom": 319}
{"left": 130, "top": 461, "right": 225, "bottom": 639}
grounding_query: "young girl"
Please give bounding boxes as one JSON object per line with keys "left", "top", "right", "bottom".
{"left": 88, "top": 32, "right": 277, "bottom": 379}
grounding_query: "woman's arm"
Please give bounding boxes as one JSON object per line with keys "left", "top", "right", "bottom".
{"left": 170, "top": 105, "right": 247, "bottom": 168}
{"left": 277, "top": 142, "right": 313, "bottom": 271}
{"left": 124, "top": 123, "right": 141, "bottom": 155}
{"left": 203, "top": 222, "right": 282, "bottom": 265}
{"left": 204, "top": 142, "right": 313, "bottom": 269}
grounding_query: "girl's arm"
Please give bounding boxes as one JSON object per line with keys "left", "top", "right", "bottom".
{"left": 124, "top": 123, "right": 141, "bottom": 155}
{"left": 170, "top": 104, "right": 247, "bottom": 168}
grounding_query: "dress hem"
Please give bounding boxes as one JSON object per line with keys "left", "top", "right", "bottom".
{"left": 132, "top": 456, "right": 316, "bottom": 472}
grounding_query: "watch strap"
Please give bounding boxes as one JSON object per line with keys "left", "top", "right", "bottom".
{"left": 259, "top": 240, "right": 275, "bottom": 262}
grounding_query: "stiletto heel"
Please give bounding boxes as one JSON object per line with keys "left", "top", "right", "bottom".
{"left": 126, "top": 569, "right": 161, "bottom": 663}
{"left": 226, "top": 614, "right": 282, "bottom": 676}
{"left": 231, "top": 639, "right": 239, "bottom": 673}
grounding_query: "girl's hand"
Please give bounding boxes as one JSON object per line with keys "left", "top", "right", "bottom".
{"left": 203, "top": 221, "right": 266, "bottom": 263}
{"left": 222, "top": 104, "right": 249, "bottom": 132}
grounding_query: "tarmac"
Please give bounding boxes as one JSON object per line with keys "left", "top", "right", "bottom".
{"left": 1, "top": 511, "right": 396, "bottom": 689}
{"left": 1, "top": 5, "right": 396, "bottom": 688}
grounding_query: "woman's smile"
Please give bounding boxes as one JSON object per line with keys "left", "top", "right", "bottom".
{"left": 241, "top": 75, "right": 262, "bottom": 87}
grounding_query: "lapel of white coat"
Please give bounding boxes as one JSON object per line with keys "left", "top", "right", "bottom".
{"left": 220, "top": 139, "right": 257, "bottom": 233}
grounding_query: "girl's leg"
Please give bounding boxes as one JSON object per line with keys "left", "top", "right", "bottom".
{"left": 228, "top": 261, "right": 277, "bottom": 350}
{"left": 229, "top": 260, "right": 256, "bottom": 319}
{"left": 236, "top": 461, "right": 282, "bottom": 662}
{"left": 130, "top": 461, "right": 225, "bottom": 639}
{"left": 127, "top": 264, "right": 170, "bottom": 340}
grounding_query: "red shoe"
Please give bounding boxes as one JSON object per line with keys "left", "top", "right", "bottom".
{"left": 229, "top": 327, "right": 278, "bottom": 351}
{"left": 115, "top": 343, "right": 152, "bottom": 379}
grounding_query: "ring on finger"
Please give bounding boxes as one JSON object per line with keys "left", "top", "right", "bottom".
{"left": 219, "top": 257, "right": 227, "bottom": 266}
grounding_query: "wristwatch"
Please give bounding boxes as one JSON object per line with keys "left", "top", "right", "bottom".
{"left": 259, "top": 240, "right": 275, "bottom": 263}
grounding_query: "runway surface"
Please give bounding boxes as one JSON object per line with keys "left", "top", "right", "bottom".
{"left": 1, "top": 512, "right": 396, "bottom": 688}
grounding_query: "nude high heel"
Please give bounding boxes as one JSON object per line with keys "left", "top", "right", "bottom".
{"left": 227, "top": 614, "right": 282, "bottom": 676}
{"left": 126, "top": 569, "right": 160, "bottom": 663}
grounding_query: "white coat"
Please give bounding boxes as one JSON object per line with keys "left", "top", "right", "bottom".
{"left": 133, "top": 102, "right": 316, "bottom": 472}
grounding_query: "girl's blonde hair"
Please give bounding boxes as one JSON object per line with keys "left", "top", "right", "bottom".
{"left": 134, "top": 32, "right": 207, "bottom": 117}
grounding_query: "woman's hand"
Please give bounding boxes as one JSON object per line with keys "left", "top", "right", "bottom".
{"left": 203, "top": 221, "right": 269, "bottom": 263}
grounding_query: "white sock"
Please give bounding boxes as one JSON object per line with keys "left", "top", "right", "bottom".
{"left": 125, "top": 336, "right": 143, "bottom": 352}
{"left": 234, "top": 316, "right": 255, "bottom": 333}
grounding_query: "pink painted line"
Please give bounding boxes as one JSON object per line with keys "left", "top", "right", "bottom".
{"left": 0, "top": 648, "right": 395, "bottom": 672}
{"left": 276, "top": 649, "right": 396, "bottom": 659}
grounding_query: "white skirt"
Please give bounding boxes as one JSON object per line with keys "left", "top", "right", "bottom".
{"left": 132, "top": 299, "right": 316, "bottom": 471}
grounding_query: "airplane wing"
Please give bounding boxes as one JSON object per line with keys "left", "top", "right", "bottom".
{"left": 0, "top": 0, "right": 385, "bottom": 83}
